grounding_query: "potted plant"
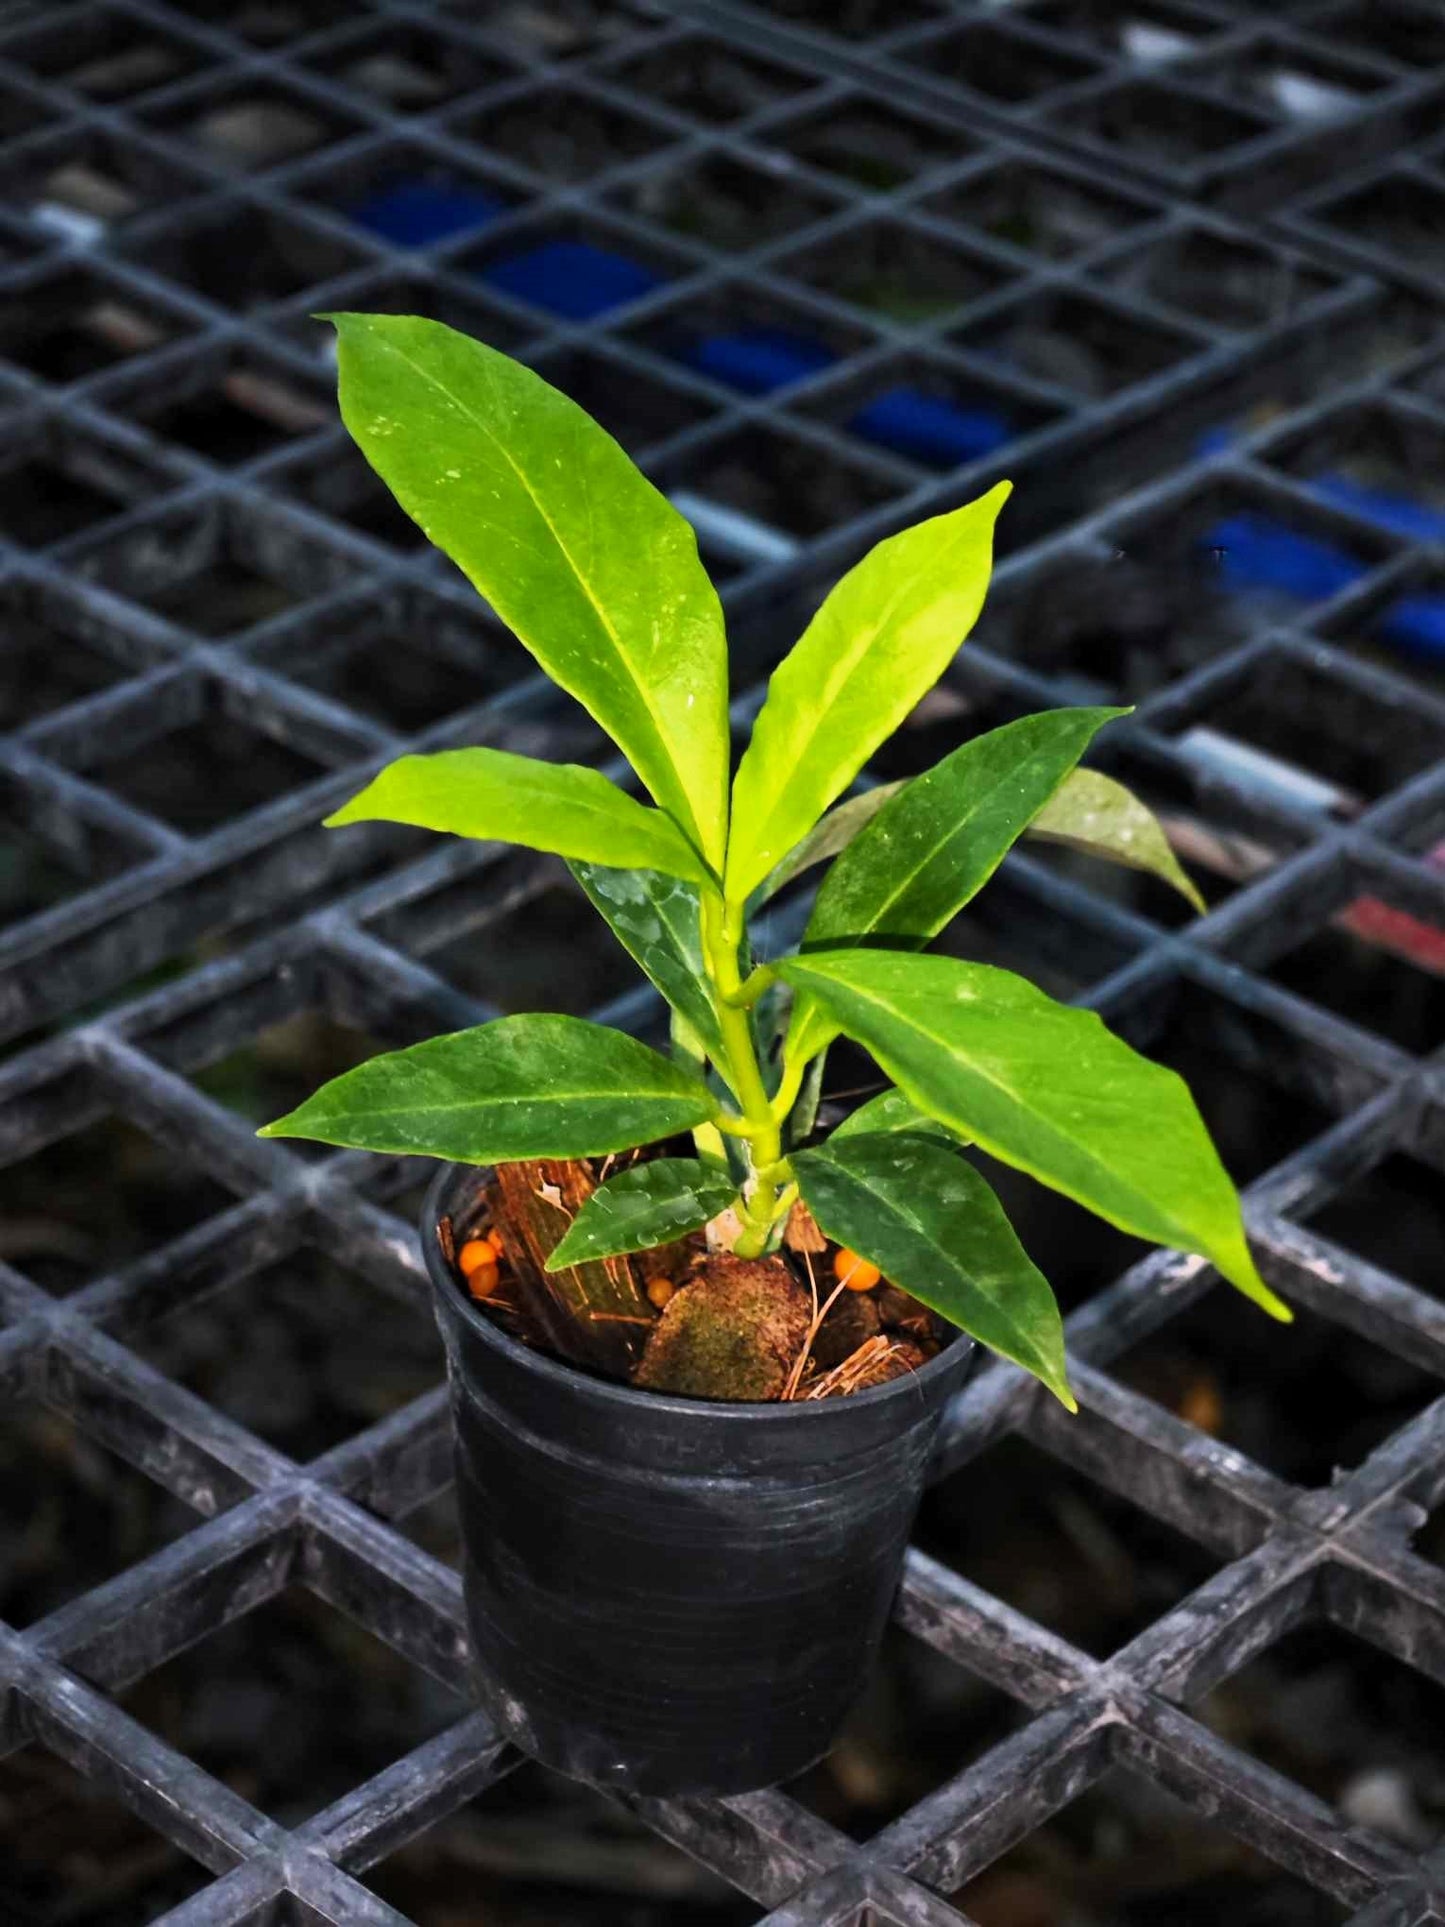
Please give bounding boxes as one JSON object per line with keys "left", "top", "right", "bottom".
{"left": 262, "top": 315, "right": 1291, "bottom": 1796}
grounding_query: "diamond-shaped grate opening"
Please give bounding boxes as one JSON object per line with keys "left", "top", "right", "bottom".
{"left": 139, "top": 74, "right": 370, "bottom": 178}
{"left": 1116, "top": 1286, "right": 1444, "bottom": 1489}
{"left": 129, "top": 1246, "right": 444, "bottom": 1461}
{"left": 0, "top": 259, "right": 201, "bottom": 384}
{"left": 899, "top": 19, "right": 1103, "bottom": 105}
{"left": 367, "top": 1756, "right": 766, "bottom": 1923}
{"left": 1, "top": 5, "right": 217, "bottom": 106}
{"left": 118, "top": 1584, "right": 467, "bottom": 1825}
{"left": 0, "top": 1405, "right": 204, "bottom": 1623}
{"left": 0, "top": 1741, "right": 214, "bottom": 1922}
{"left": 1311, "top": 174, "right": 1445, "bottom": 279}
{"left": 0, "top": 1103, "right": 243, "bottom": 1297}
{"left": 599, "top": 33, "right": 814, "bottom": 127}
{"left": 919, "top": 1434, "right": 1223, "bottom": 1655}
{"left": 296, "top": 20, "right": 524, "bottom": 111}
{"left": 923, "top": 156, "right": 1156, "bottom": 263}
{"left": 760, "top": 98, "right": 966, "bottom": 193}
{"left": 951, "top": 1762, "right": 1352, "bottom": 1924}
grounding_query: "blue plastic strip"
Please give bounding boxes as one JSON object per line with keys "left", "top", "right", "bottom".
{"left": 1310, "top": 473, "right": 1445, "bottom": 546}
{"left": 847, "top": 385, "right": 1012, "bottom": 466}
{"left": 480, "top": 241, "right": 663, "bottom": 319}
{"left": 346, "top": 181, "right": 507, "bottom": 246}
{"left": 1202, "top": 511, "right": 1445, "bottom": 664}
{"left": 1204, "top": 513, "right": 1364, "bottom": 602}
{"left": 679, "top": 329, "right": 833, "bottom": 395}
{"left": 677, "top": 331, "right": 1013, "bottom": 465}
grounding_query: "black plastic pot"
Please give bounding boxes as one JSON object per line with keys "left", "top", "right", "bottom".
{"left": 423, "top": 1162, "right": 976, "bottom": 1796}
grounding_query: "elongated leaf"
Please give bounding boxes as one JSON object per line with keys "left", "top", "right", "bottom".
{"left": 1028, "top": 768, "right": 1206, "bottom": 914}
{"left": 725, "top": 481, "right": 1011, "bottom": 902}
{"left": 570, "top": 861, "right": 721, "bottom": 1059}
{"left": 831, "top": 1086, "right": 965, "bottom": 1146}
{"left": 547, "top": 1156, "right": 738, "bottom": 1268}
{"left": 793, "top": 1133, "right": 1074, "bottom": 1408}
{"left": 258, "top": 1014, "right": 716, "bottom": 1161}
{"left": 327, "top": 747, "right": 708, "bottom": 881}
{"left": 753, "top": 780, "right": 906, "bottom": 906}
{"left": 778, "top": 949, "right": 1289, "bottom": 1321}
{"left": 328, "top": 313, "right": 729, "bottom": 869}
{"left": 788, "top": 706, "right": 1127, "bottom": 1066}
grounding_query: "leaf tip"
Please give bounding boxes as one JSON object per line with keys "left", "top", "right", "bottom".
{"left": 1258, "top": 1286, "right": 1294, "bottom": 1324}
{"left": 322, "top": 790, "right": 375, "bottom": 829}
{"left": 1054, "top": 1382, "right": 1080, "bottom": 1415}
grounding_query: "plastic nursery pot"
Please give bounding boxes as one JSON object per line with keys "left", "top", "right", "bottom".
{"left": 423, "top": 1161, "right": 976, "bottom": 1797}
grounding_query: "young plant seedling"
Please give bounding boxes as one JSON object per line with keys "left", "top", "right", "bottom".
{"left": 261, "top": 314, "right": 1291, "bottom": 1408}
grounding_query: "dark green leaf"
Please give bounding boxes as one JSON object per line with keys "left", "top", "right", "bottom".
{"left": 328, "top": 313, "right": 729, "bottom": 869}
{"left": 546, "top": 1157, "right": 738, "bottom": 1269}
{"left": 788, "top": 707, "right": 1126, "bottom": 1066}
{"left": 794, "top": 1132, "right": 1074, "bottom": 1408}
{"left": 258, "top": 1014, "right": 716, "bottom": 1161}
{"left": 327, "top": 747, "right": 708, "bottom": 881}
{"left": 778, "top": 949, "right": 1289, "bottom": 1321}
{"left": 725, "top": 482, "right": 1011, "bottom": 902}
{"left": 570, "top": 861, "right": 721, "bottom": 1059}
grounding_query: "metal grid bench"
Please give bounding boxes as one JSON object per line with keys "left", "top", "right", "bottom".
{"left": 4, "top": 3, "right": 1445, "bottom": 1922}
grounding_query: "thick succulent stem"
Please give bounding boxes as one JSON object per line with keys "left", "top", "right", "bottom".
{"left": 702, "top": 893, "right": 794, "bottom": 1258}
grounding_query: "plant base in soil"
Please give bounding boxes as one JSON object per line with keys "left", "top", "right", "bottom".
{"left": 439, "top": 1153, "right": 945, "bottom": 1402}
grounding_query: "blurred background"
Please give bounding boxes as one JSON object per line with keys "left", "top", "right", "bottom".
{"left": 3, "top": 2, "right": 1445, "bottom": 1923}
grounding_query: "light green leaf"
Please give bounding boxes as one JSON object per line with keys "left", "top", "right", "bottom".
{"left": 258, "top": 1014, "right": 716, "bottom": 1162}
{"left": 570, "top": 861, "right": 721, "bottom": 1060}
{"left": 327, "top": 313, "right": 730, "bottom": 869}
{"left": 1028, "top": 768, "right": 1206, "bottom": 914}
{"left": 753, "top": 780, "right": 906, "bottom": 907}
{"left": 832, "top": 1086, "right": 965, "bottom": 1147}
{"left": 724, "top": 481, "right": 1011, "bottom": 902}
{"left": 777, "top": 949, "right": 1290, "bottom": 1321}
{"left": 793, "top": 1133, "right": 1074, "bottom": 1409}
{"left": 788, "top": 706, "right": 1127, "bottom": 1067}
{"left": 547, "top": 1157, "right": 738, "bottom": 1269}
{"left": 327, "top": 747, "right": 709, "bottom": 882}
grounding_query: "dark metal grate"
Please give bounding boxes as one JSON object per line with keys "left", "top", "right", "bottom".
{"left": 4, "top": 3, "right": 1445, "bottom": 1923}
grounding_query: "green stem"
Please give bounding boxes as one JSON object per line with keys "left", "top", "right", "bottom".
{"left": 702, "top": 893, "right": 790, "bottom": 1258}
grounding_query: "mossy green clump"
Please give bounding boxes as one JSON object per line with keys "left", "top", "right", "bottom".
{"left": 635, "top": 1256, "right": 809, "bottom": 1401}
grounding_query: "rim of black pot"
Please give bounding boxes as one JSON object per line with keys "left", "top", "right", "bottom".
{"left": 422, "top": 1159, "right": 972, "bottom": 1424}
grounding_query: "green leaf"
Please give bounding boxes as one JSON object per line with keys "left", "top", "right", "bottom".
{"left": 793, "top": 1133, "right": 1074, "bottom": 1409}
{"left": 570, "top": 861, "right": 721, "bottom": 1060}
{"left": 777, "top": 949, "right": 1290, "bottom": 1322}
{"left": 1028, "top": 768, "right": 1206, "bottom": 914}
{"left": 753, "top": 780, "right": 906, "bottom": 906}
{"left": 788, "top": 707, "right": 1128, "bottom": 1066}
{"left": 546, "top": 1157, "right": 738, "bottom": 1269}
{"left": 327, "top": 747, "right": 709, "bottom": 882}
{"left": 327, "top": 313, "right": 729, "bottom": 869}
{"left": 832, "top": 1086, "right": 965, "bottom": 1147}
{"left": 258, "top": 1014, "right": 716, "bottom": 1161}
{"left": 724, "top": 481, "right": 1011, "bottom": 902}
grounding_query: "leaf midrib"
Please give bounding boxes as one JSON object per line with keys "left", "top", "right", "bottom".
{"left": 752, "top": 518, "right": 976, "bottom": 834}
{"left": 802, "top": 965, "right": 1198, "bottom": 1249}
{"left": 814, "top": 736, "right": 1076, "bottom": 941}
{"left": 388, "top": 758, "right": 687, "bottom": 853}
{"left": 370, "top": 330, "right": 697, "bottom": 846}
{"left": 812, "top": 1152, "right": 1056, "bottom": 1373}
